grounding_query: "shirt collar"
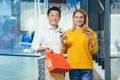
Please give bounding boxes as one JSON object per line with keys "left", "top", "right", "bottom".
{"left": 48, "top": 24, "right": 62, "bottom": 33}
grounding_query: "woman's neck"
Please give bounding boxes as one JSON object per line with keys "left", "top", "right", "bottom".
{"left": 76, "top": 25, "right": 83, "bottom": 30}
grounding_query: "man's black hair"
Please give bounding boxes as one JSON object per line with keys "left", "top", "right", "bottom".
{"left": 47, "top": 6, "right": 61, "bottom": 16}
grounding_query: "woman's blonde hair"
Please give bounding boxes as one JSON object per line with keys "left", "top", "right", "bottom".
{"left": 70, "top": 9, "right": 89, "bottom": 31}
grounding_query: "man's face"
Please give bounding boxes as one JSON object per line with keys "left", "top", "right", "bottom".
{"left": 47, "top": 10, "right": 60, "bottom": 27}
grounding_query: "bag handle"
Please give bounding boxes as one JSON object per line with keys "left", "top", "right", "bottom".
{"left": 45, "top": 48, "right": 53, "bottom": 53}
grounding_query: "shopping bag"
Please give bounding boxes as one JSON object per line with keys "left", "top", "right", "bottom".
{"left": 45, "top": 61, "right": 65, "bottom": 80}
{"left": 45, "top": 52, "right": 71, "bottom": 74}
{"left": 38, "top": 57, "right": 45, "bottom": 80}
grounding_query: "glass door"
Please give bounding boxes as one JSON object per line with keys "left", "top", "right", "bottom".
{"left": 0, "top": 0, "right": 81, "bottom": 56}
{"left": 110, "top": 0, "right": 120, "bottom": 80}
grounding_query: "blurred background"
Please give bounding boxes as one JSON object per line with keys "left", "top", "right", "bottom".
{"left": 0, "top": 0, "right": 120, "bottom": 80}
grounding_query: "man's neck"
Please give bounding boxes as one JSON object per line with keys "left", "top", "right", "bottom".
{"left": 51, "top": 25, "right": 58, "bottom": 30}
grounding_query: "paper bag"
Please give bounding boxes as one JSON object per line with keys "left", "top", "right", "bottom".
{"left": 45, "top": 52, "right": 71, "bottom": 74}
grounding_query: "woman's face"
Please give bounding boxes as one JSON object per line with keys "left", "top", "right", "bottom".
{"left": 73, "top": 12, "right": 85, "bottom": 27}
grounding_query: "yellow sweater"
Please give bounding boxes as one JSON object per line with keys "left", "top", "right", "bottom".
{"left": 61, "top": 29, "right": 97, "bottom": 69}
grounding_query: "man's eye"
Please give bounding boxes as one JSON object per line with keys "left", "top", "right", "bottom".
{"left": 50, "top": 15, "right": 54, "bottom": 17}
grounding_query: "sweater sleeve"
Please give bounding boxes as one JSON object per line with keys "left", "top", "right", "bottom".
{"left": 60, "top": 30, "right": 70, "bottom": 54}
{"left": 60, "top": 40, "right": 67, "bottom": 54}
{"left": 89, "top": 31, "right": 98, "bottom": 54}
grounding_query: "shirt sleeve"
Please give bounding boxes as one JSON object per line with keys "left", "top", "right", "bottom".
{"left": 31, "top": 29, "right": 43, "bottom": 51}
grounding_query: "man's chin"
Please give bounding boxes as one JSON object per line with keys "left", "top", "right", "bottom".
{"left": 51, "top": 24, "right": 58, "bottom": 26}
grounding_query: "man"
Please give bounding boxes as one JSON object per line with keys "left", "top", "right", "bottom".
{"left": 32, "top": 6, "right": 64, "bottom": 80}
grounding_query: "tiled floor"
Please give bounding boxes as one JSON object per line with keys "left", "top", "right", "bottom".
{"left": 0, "top": 56, "right": 38, "bottom": 80}
{"left": 0, "top": 55, "right": 104, "bottom": 80}
{"left": 111, "top": 58, "right": 120, "bottom": 80}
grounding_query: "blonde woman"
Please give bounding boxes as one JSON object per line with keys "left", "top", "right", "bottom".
{"left": 60, "top": 9, "right": 97, "bottom": 80}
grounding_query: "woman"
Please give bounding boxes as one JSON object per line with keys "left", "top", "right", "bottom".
{"left": 60, "top": 9, "right": 97, "bottom": 80}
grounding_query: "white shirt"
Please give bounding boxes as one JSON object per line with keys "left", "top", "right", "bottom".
{"left": 31, "top": 25, "right": 64, "bottom": 55}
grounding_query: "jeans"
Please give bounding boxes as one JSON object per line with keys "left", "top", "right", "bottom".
{"left": 69, "top": 69, "right": 93, "bottom": 80}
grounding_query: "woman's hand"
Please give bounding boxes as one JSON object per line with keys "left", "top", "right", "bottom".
{"left": 60, "top": 34, "right": 67, "bottom": 43}
{"left": 60, "top": 34, "right": 67, "bottom": 48}
{"left": 83, "top": 30, "right": 92, "bottom": 40}
{"left": 83, "top": 30, "right": 94, "bottom": 48}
